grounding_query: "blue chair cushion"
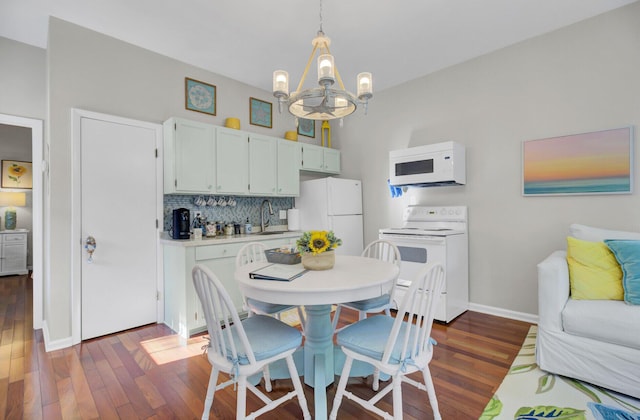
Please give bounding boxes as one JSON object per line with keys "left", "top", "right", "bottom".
{"left": 228, "top": 315, "right": 302, "bottom": 365}
{"left": 343, "top": 293, "right": 391, "bottom": 311}
{"left": 246, "top": 297, "right": 295, "bottom": 315}
{"left": 336, "top": 315, "right": 434, "bottom": 365}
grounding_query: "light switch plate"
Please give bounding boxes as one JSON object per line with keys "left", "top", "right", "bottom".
{"left": 279, "top": 210, "right": 287, "bottom": 219}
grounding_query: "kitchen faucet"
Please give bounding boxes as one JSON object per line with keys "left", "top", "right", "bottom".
{"left": 260, "top": 199, "right": 274, "bottom": 233}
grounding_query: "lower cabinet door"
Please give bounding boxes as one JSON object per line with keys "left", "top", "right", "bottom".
{"left": 197, "top": 256, "right": 244, "bottom": 316}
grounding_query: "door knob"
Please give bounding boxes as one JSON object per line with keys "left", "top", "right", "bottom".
{"left": 85, "top": 236, "right": 97, "bottom": 263}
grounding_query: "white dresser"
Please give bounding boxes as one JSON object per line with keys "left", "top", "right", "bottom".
{"left": 0, "top": 230, "right": 28, "bottom": 276}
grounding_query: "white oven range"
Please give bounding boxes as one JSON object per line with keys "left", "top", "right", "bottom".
{"left": 379, "top": 206, "right": 469, "bottom": 323}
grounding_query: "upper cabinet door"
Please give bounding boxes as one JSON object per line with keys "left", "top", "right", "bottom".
{"left": 300, "top": 143, "right": 341, "bottom": 174}
{"left": 163, "top": 118, "right": 215, "bottom": 194}
{"left": 277, "top": 139, "right": 300, "bottom": 196}
{"left": 216, "top": 127, "right": 249, "bottom": 194}
{"left": 300, "top": 144, "right": 324, "bottom": 171}
{"left": 323, "top": 148, "right": 341, "bottom": 174}
{"left": 249, "top": 134, "right": 277, "bottom": 195}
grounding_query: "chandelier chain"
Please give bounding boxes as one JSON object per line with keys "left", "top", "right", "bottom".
{"left": 319, "top": 0, "right": 323, "bottom": 33}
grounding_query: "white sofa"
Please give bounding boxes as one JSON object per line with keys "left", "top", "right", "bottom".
{"left": 536, "top": 224, "right": 640, "bottom": 399}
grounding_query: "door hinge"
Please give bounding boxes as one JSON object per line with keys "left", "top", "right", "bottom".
{"left": 155, "top": 148, "right": 158, "bottom": 158}
{"left": 195, "top": 312, "right": 198, "bottom": 320}
{"left": 174, "top": 123, "right": 177, "bottom": 131}
{"left": 174, "top": 179, "right": 177, "bottom": 187}
{"left": 156, "top": 219, "right": 159, "bottom": 229}
{"left": 156, "top": 291, "right": 161, "bottom": 301}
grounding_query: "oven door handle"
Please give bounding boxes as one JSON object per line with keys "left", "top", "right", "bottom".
{"left": 380, "top": 234, "right": 446, "bottom": 245}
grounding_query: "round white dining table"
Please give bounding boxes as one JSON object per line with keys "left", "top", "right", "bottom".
{"left": 235, "top": 255, "right": 399, "bottom": 420}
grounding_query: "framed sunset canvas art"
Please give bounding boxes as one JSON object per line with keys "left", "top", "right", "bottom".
{"left": 522, "top": 126, "right": 634, "bottom": 196}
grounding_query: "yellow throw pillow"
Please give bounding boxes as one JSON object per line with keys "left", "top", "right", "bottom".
{"left": 566, "top": 236, "right": 623, "bottom": 300}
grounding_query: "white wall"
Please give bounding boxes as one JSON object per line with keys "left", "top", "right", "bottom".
{"left": 336, "top": 2, "right": 640, "bottom": 316}
{"left": 0, "top": 37, "right": 46, "bottom": 119}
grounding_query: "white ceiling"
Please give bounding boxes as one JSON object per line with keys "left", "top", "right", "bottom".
{"left": 1, "top": 0, "right": 637, "bottom": 93}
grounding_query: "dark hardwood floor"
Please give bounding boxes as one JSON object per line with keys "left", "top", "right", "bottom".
{"left": 0, "top": 274, "right": 532, "bottom": 419}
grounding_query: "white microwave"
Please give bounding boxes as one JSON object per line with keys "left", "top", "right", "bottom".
{"left": 389, "top": 141, "right": 466, "bottom": 187}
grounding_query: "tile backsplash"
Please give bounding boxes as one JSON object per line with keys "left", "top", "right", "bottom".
{"left": 163, "top": 194, "right": 295, "bottom": 232}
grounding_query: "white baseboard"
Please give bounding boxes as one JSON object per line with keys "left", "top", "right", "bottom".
{"left": 42, "top": 320, "right": 74, "bottom": 352}
{"left": 468, "top": 302, "right": 538, "bottom": 325}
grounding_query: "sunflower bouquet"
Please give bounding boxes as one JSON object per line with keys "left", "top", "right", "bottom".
{"left": 296, "top": 230, "right": 342, "bottom": 255}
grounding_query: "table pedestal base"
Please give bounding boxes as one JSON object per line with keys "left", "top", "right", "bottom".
{"left": 303, "top": 305, "right": 334, "bottom": 387}
{"left": 255, "top": 304, "right": 378, "bottom": 420}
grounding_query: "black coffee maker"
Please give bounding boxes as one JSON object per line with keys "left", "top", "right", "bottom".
{"left": 171, "top": 208, "right": 190, "bottom": 239}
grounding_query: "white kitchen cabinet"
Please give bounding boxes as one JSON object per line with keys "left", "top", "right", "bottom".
{"left": 323, "top": 148, "right": 341, "bottom": 173}
{"left": 162, "top": 117, "right": 337, "bottom": 197}
{"left": 162, "top": 234, "right": 298, "bottom": 338}
{"left": 300, "top": 143, "right": 324, "bottom": 171}
{"left": 216, "top": 127, "right": 249, "bottom": 194}
{"left": 300, "top": 143, "right": 340, "bottom": 174}
{"left": 250, "top": 136, "right": 300, "bottom": 197}
{"left": 0, "top": 231, "right": 28, "bottom": 276}
{"left": 249, "top": 134, "right": 277, "bottom": 195}
{"left": 276, "top": 139, "right": 300, "bottom": 196}
{"left": 163, "top": 118, "right": 216, "bottom": 194}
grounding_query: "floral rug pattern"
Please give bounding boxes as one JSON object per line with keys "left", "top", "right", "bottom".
{"left": 481, "top": 326, "right": 640, "bottom": 420}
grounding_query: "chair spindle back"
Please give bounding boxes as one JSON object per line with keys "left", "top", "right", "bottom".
{"left": 235, "top": 242, "right": 268, "bottom": 268}
{"left": 383, "top": 263, "right": 445, "bottom": 366}
{"left": 192, "top": 264, "right": 257, "bottom": 366}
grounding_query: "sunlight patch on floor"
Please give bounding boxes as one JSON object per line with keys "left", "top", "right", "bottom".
{"left": 140, "top": 334, "right": 209, "bottom": 365}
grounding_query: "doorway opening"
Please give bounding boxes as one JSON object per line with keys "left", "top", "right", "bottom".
{"left": 0, "top": 114, "right": 44, "bottom": 330}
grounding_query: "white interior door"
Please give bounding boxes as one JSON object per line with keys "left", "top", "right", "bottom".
{"left": 80, "top": 116, "right": 159, "bottom": 340}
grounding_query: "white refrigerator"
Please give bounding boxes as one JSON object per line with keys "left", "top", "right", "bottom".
{"left": 295, "top": 177, "right": 364, "bottom": 256}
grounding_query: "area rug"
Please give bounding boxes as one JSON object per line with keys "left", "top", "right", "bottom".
{"left": 480, "top": 326, "right": 640, "bottom": 419}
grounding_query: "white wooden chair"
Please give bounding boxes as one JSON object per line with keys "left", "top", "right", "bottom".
{"left": 236, "top": 242, "right": 306, "bottom": 391}
{"left": 329, "top": 263, "right": 445, "bottom": 420}
{"left": 236, "top": 242, "right": 306, "bottom": 329}
{"left": 331, "top": 240, "right": 401, "bottom": 333}
{"left": 192, "top": 264, "right": 311, "bottom": 420}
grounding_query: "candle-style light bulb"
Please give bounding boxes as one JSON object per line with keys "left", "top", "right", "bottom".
{"left": 357, "top": 72, "right": 373, "bottom": 100}
{"left": 317, "top": 54, "right": 335, "bottom": 85}
{"left": 273, "top": 70, "right": 289, "bottom": 96}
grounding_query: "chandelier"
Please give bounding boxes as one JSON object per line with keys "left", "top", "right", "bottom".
{"left": 272, "top": 0, "right": 373, "bottom": 121}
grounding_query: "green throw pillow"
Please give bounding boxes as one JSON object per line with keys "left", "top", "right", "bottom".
{"left": 604, "top": 240, "right": 640, "bottom": 305}
{"left": 566, "top": 237, "right": 623, "bottom": 300}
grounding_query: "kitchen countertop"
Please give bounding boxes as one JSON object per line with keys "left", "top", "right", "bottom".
{"left": 159, "top": 230, "right": 301, "bottom": 247}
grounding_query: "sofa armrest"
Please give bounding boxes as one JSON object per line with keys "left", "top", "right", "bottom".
{"left": 537, "top": 250, "right": 569, "bottom": 332}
